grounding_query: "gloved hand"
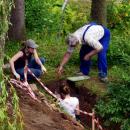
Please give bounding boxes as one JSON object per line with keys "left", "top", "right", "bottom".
{"left": 14, "top": 72, "right": 20, "bottom": 80}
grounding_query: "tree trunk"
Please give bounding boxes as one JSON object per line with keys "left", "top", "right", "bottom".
{"left": 8, "top": 0, "right": 26, "bottom": 41}
{"left": 91, "top": 0, "right": 107, "bottom": 26}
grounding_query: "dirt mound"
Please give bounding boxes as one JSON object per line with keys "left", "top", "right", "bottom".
{"left": 16, "top": 84, "right": 84, "bottom": 130}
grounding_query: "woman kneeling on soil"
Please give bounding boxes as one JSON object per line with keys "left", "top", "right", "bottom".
{"left": 58, "top": 84, "right": 80, "bottom": 120}
{"left": 10, "top": 39, "right": 47, "bottom": 81}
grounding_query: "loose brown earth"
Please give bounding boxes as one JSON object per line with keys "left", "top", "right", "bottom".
{"left": 15, "top": 82, "right": 83, "bottom": 130}
{"left": 13, "top": 79, "right": 120, "bottom": 130}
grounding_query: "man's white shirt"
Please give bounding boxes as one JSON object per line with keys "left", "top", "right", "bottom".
{"left": 67, "top": 24, "right": 104, "bottom": 53}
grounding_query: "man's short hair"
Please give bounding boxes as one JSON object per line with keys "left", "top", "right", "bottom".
{"left": 66, "top": 34, "right": 79, "bottom": 47}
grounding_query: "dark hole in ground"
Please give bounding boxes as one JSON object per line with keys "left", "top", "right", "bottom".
{"left": 46, "top": 79, "right": 120, "bottom": 130}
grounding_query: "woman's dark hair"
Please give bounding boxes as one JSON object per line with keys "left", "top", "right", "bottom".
{"left": 59, "top": 84, "right": 70, "bottom": 95}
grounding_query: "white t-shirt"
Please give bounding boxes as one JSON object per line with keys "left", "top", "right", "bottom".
{"left": 67, "top": 24, "right": 104, "bottom": 53}
{"left": 59, "top": 97, "right": 79, "bottom": 118}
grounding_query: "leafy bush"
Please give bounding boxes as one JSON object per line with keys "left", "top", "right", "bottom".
{"left": 107, "top": 0, "right": 130, "bottom": 30}
{"left": 96, "top": 78, "right": 130, "bottom": 129}
{"left": 106, "top": 1, "right": 130, "bottom": 66}
{"left": 25, "top": 0, "right": 91, "bottom": 35}
{"left": 0, "top": 0, "right": 23, "bottom": 129}
{"left": 107, "top": 31, "right": 130, "bottom": 66}
{"left": 25, "top": 0, "right": 63, "bottom": 33}
{"left": 62, "top": 1, "right": 91, "bottom": 34}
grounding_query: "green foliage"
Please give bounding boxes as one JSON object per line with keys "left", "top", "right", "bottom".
{"left": 0, "top": 79, "right": 23, "bottom": 130}
{"left": 106, "top": 1, "right": 130, "bottom": 66}
{"left": 0, "top": 0, "right": 23, "bottom": 129}
{"left": 107, "top": 31, "right": 130, "bottom": 66}
{"left": 96, "top": 78, "right": 130, "bottom": 129}
{"left": 107, "top": 0, "right": 130, "bottom": 30}
{"left": 25, "top": 0, "right": 91, "bottom": 35}
{"left": 121, "top": 119, "right": 130, "bottom": 130}
{"left": 10, "top": 84, "right": 23, "bottom": 129}
{"left": 0, "top": 0, "right": 13, "bottom": 38}
{"left": 25, "top": 0, "right": 62, "bottom": 33}
{"left": 62, "top": 1, "right": 90, "bottom": 34}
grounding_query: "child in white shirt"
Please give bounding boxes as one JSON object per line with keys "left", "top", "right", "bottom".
{"left": 58, "top": 84, "right": 80, "bottom": 120}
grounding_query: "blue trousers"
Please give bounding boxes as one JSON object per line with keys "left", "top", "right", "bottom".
{"left": 80, "top": 27, "right": 110, "bottom": 78}
{"left": 16, "top": 58, "right": 45, "bottom": 81}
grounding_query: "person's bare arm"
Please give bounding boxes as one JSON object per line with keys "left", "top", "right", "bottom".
{"left": 9, "top": 51, "right": 23, "bottom": 79}
{"left": 57, "top": 52, "right": 72, "bottom": 75}
{"left": 84, "top": 34, "right": 103, "bottom": 61}
{"left": 34, "top": 49, "right": 47, "bottom": 73}
{"left": 84, "top": 49, "right": 102, "bottom": 61}
{"left": 75, "top": 104, "right": 80, "bottom": 115}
